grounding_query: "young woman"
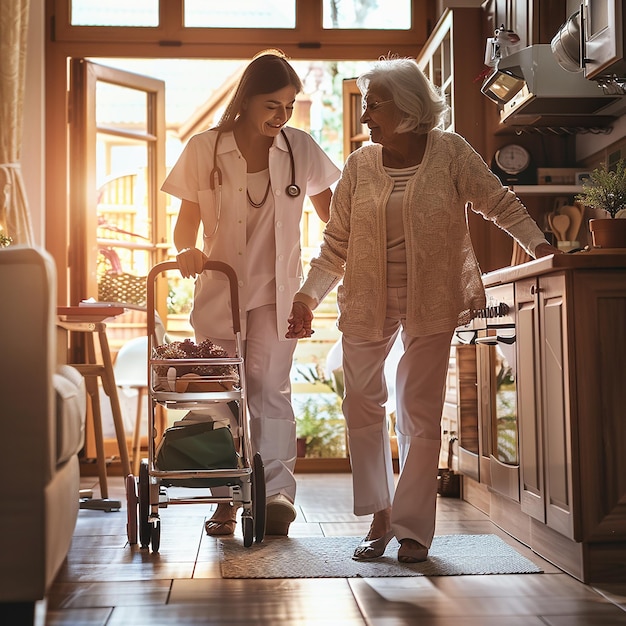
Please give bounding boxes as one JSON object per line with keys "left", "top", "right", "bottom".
{"left": 162, "top": 50, "right": 340, "bottom": 536}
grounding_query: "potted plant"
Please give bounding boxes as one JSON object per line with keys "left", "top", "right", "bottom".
{"left": 575, "top": 159, "right": 626, "bottom": 248}
{"left": 295, "top": 395, "right": 345, "bottom": 458}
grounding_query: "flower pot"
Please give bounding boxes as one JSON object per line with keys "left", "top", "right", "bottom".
{"left": 296, "top": 437, "right": 307, "bottom": 458}
{"left": 589, "top": 218, "right": 626, "bottom": 248}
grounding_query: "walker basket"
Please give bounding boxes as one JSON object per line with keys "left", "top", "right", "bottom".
{"left": 151, "top": 338, "right": 240, "bottom": 393}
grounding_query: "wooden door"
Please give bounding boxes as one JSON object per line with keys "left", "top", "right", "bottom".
{"left": 68, "top": 60, "right": 168, "bottom": 323}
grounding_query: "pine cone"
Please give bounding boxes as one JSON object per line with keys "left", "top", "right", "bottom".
{"left": 152, "top": 338, "right": 238, "bottom": 383}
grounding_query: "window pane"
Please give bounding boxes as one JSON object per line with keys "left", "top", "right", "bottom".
{"left": 71, "top": 0, "right": 159, "bottom": 26}
{"left": 323, "top": 0, "right": 411, "bottom": 30}
{"left": 96, "top": 82, "right": 148, "bottom": 133}
{"left": 185, "top": 0, "right": 296, "bottom": 28}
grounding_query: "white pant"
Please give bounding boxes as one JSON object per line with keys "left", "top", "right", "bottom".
{"left": 198, "top": 303, "right": 297, "bottom": 502}
{"left": 341, "top": 286, "right": 453, "bottom": 547}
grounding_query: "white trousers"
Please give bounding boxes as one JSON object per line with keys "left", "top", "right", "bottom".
{"left": 342, "top": 287, "right": 453, "bottom": 547}
{"left": 198, "top": 303, "right": 297, "bottom": 502}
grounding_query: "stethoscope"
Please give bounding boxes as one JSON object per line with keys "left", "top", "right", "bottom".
{"left": 207, "top": 128, "right": 300, "bottom": 238}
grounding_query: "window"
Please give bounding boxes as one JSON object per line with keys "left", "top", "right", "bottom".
{"left": 71, "top": 0, "right": 159, "bottom": 26}
{"left": 185, "top": 0, "right": 296, "bottom": 28}
{"left": 53, "top": 0, "right": 429, "bottom": 52}
{"left": 322, "top": 0, "right": 411, "bottom": 29}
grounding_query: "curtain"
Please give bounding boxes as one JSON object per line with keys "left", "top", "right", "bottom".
{"left": 0, "top": 0, "right": 34, "bottom": 245}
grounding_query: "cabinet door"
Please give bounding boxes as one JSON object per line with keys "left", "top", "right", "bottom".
{"left": 517, "top": 277, "right": 545, "bottom": 522}
{"left": 582, "top": 0, "right": 624, "bottom": 78}
{"left": 573, "top": 270, "right": 626, "bottom": 541}
{"left": 539, "top": 274, "right": 577, "bottom": 540}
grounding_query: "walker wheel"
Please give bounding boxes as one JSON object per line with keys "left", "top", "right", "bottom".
{"left": 252, "top": 452, "right": 266, "bottom": 543}
{"left": 150, "top": 519, "right": 161, "bottom": 553}
{"left": 138, "top": 461, "right": 151, "bottom": 548}
{"left": 125, "top": 474, "right": 138, "bottom": 545}
{"left": 242, "top": 515, "right": 254, "bottom": 548}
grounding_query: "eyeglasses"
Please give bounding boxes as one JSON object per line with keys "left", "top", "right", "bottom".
{"left": 361, "top": 99, "right": 393, "bottom": 113}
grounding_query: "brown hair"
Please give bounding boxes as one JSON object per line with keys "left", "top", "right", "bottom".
{"left": 217, "top": 49, "right": 303, "bottom": 131}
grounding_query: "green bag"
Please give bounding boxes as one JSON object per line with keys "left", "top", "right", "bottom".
{"left": 156, "top": 422, "right": 239, "bottom": 487}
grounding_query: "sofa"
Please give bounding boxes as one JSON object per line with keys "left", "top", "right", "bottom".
{"left": 0, "top": 246, "right": 86, "bottom": 624}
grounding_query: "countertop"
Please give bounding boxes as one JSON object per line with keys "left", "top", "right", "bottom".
{"left": 482, "top": 249, "right": 626, "bottom": 287}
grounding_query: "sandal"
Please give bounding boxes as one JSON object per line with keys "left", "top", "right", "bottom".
{"left": 204, "top": 518, "right": 237, "bottom": 536}
{"left": 204, "top": 504, "right": 237, "bottom": 536}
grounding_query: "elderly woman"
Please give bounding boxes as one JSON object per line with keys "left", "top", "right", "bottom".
{"left": 286, "top": 55, "right": 559, "bottom": 563}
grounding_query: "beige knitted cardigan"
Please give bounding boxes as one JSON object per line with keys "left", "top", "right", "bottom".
{"left": 297, "top": 128, "right": 547, "bottom": 340}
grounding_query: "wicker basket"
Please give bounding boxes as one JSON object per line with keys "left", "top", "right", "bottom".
{"left": 98, "top": 271, "right": 146, "bottom": 306}
{"left": 153, "top": 372, "right": 239, "bottom": 393}
{"left": 437, "top": 435, "right": 460, "bottom": 498}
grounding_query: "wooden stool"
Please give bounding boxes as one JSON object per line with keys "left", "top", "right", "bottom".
{"left": 57, "top": 307, "right": 132, "bottom": 509}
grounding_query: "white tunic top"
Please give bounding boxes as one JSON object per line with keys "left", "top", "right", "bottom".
{"left": 161, "top": 126, "right": 341, "bottom": 340}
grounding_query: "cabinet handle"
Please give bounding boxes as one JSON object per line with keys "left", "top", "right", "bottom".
{"left": 580, "top": 3, "right": 588, "bottom": 70}
{"left": 530, "top": 284, "right": 540, "bottom": 295}
{"left": 475, "top": 335, "right": 516, "bottom": 346}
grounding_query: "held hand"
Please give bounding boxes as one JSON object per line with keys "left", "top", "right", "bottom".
{"left": 535, "top": 242, "right": 564, "bottom": 258}
{"left": 286, "top": 301, "right": 315, "bottom": 339}
{"left": 176, "top": 247, "right": 208, "bottom": 278}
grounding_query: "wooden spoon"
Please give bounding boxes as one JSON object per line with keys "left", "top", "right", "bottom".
{"left": 551, "top": 214, "right": 571, "bottom": 241}
{"left": 558, "top": 205, "right": 583, "bottom": 241}
{"left": 547, "top": 213, "right": 559, "bottom": 240}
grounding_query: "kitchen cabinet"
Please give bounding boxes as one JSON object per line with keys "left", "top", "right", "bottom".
{"left": 416, "top": 8, "right": 486, "bottom": 149}
{"left": 581, "top": 0, "right": 626, "bottom": 79}
{"left": 458, "top": 251, "right": 626, "bottom": 582}
{"left": 486, "top": 0, "right": 569, "bottom": 48}
{"left": 516, "top": 273, "right": 576, "bottom": 540}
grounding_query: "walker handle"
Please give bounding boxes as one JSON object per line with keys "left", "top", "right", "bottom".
{"left": 146, "top": 260, "right": 241, "bottom": 339}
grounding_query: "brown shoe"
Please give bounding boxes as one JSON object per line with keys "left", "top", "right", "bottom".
{"left": 265, "top": 494, "right": 296, "bottom": 535}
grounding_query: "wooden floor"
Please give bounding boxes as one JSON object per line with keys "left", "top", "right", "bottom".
{"left": 41, "top": 472, "right": 626, "bottom": 625}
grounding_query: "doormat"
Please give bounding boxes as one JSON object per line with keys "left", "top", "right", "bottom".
{"left": 218, "top": 534, "right": 542, "bottom": 578}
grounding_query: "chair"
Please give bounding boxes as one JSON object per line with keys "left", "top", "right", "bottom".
{"left": 114, "top": 335, "right": 150, "bottom": 475}
{"left": 0, "top": 246, "right": 86, "bottom": 623}
{"left": 108, "top": 306, "right": 168, "bottom": 475}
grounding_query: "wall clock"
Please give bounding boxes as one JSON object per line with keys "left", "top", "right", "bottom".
{"left": 491, "top": 144, "right": 536, "bottom": 185}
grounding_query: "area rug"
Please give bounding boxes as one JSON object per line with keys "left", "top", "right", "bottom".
{"left": 218, "top": 534, "right": 542, "bottom": 578}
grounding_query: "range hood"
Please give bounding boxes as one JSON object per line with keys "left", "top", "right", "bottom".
{"left": 481, "top": 44, "right": 626, "bottom": 128}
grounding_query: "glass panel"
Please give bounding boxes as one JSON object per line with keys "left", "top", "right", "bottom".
{"left": 493, "top": 342, "right": 518, "bottom": 465}
{"left": 96, "top": 82, "right": 148, "bottom": 133}
{"left": 95, "top": 82, "right": 152, "bottom": 290}
{"left": 71, "top": 0, "right": 158, "bottom": 26}
{"left": 323, "top": 0, "right": 411, "bottom": 29}
{"left": 96, "top": 137, "right": 152, "bottom": 285}
{"left": 184, "top": 0, "right": 296, "bottom": 28}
